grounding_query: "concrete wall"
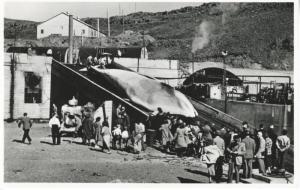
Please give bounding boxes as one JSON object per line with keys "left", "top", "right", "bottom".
{"left": 4, "top": 53, "right": 52, "bottom": 119}
{"left": 204, "top": 99, "right": 294, "bottom": 137}
{"left": 115, "top": 57, "right": 180, "bottom": 87}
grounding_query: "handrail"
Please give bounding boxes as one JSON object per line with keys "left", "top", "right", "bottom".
{"left": 52, "top": 58, "right": 149, "bottom": 117}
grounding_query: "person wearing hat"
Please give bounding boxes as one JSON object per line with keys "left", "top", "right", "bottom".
{"left": 213, "top": 130, "right": 225, "bottom": 183}
{"left": 49, "top": 113, "right": 61, "bottom": 145}
{"left": 242, "top": 129, "right": 256, "bottom": 178}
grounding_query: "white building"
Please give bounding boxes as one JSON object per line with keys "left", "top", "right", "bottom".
{"left": 37, "top": 12, "right": 105, "bottom": 39}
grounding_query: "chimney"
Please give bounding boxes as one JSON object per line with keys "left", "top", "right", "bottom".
{"left": 68, "top": 14, "right": 73, "bottom": 64}
{"left": 97, "top": 18, "right": 100, "bottom": 38}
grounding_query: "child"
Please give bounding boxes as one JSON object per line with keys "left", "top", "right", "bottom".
{"left": 121, "top": 126, "right": 129, "bottom": 150}
{"left": 112, "top": 124, "right": 122, "bottom": 150}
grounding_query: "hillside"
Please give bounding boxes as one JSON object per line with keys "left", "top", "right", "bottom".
{"left": 4, "top": 3, "right": 294, "bottom": 70}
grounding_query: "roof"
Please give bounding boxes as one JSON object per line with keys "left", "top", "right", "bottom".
{"left": 37, "top": 12, "right": 100, "bottom": 32}
{"left": 78, "top": 47, "right": 143, "bottom": 59}
{"left": 6, "top": 46, "right": 144, "bottom": 60}
{"left": 183, "top": 67, "right": 243, "bottom": 86}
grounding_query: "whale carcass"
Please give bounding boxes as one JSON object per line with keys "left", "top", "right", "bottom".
{"left": 88, "top": 66, "right": 198, "bottom": 118}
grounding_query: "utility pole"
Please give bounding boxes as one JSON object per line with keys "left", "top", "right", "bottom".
{"left": 122, "top": 9, "right": 124, "bottom": 33}
{"left": 222, "top": 50, "right": 228, "bottom": 113}
{"left": 9, "top": 23, "right": 18, "bottom": 121}
{"left": 107, "top": 8, "right": 110, "bottom": 37}
{"left": 142, "top": 30, "right": 145, "bottom": 58}
{"left": 68, "top": 14, "right": 73, "bottom": 64}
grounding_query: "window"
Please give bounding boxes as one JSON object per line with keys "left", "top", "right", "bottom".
{"left": 24, "top": 72, "right": 42, "bottom": 103}
{"left": 82, "top": 29, "right": 85, "bottom": 34}
{"left": 60, "top": 25, "right": 63, "bottom": 30}
{"left": 41, "top": 29, "right": 44, "bottom": 34}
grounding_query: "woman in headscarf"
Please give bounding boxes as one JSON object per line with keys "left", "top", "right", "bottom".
{"left": 173, "top": 118, "right": 188, "bottom": 157}
{"left": 81, "top": 115, "right": 94, "bottom": 145}
{"left": 101, "top": 121, "right": 112, "bottom": 154}
{"left": 202, "top": 138, "right": 221, "bottom": 183}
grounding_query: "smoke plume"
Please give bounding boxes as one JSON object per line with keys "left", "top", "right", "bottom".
{"left": 191, "top": 20, "right": 213, "bottom": 53}
{"left": 220, "top": 3, "right": 239, "bottom": 25}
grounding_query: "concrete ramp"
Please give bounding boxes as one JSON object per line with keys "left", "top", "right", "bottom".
{"left": 188, "top": 97, "right": 252, "bottom": 131}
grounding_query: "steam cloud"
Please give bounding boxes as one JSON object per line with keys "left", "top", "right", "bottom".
{"left": 220, "top": 3, "right": 239, "bottom": 25}
{"left": 191, "top": 20, "right": 213, "bottom": 53}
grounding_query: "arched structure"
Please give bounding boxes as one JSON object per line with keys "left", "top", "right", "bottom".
{"left": 183, "top": 67, "right": 243, "bottom": 86}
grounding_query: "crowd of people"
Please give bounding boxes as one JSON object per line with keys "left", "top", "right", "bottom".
{"left": 17, "top": 105, "right": 292, "bottom": 184}
{"left": 47, "top": 103, "right": 147, "bottom": 154}
{"left": 150, "top": 109, "right": 292, "bottom": 183}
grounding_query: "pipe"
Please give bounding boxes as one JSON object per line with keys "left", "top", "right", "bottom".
{"left": 68, "top": 14, "right": 73, "bottom": 64}
{"left": 97, "top": 18, "right": 100, "bottom": 38}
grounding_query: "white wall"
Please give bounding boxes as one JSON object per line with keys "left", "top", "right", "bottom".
{"left": 4, "top": 53, "right": 52, "bottom": 119}
{"left": 115, "top": 58, "right": 180, "bottom": 87}
{"left": 37, "top": 13, "right": 102, "bottom": 39}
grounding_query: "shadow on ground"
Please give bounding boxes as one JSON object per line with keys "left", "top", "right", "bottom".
{"left": 40, "top": 141, "right": 55, "bottom": 146}
{"left": 12, "top": 139, "right": 28, "bottom": 144}
{"left": 185, "top": 168, "right": 209, "bottom": 177}
{"left": 177, "top": 177, "right": 204, "bottom": 183}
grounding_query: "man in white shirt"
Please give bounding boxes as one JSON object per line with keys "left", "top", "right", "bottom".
{"left": 49, "top": 114, "right": 61, "bottom": 145}
{"left": 276, "top": 128, "right": 291, "bottom": 170}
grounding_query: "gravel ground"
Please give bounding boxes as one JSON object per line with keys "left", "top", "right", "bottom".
{"left": 4, "top": 122, "right": 211, "bottom": 183}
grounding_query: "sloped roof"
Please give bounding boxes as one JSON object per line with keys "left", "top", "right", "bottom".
{"left": 37, "top": 12, "right": 100, "bottom": 32}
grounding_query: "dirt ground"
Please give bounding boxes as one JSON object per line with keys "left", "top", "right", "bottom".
{"left": 4, "top": 122, "right": 211, "bottom": 183}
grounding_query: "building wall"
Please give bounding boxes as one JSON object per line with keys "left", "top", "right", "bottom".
{"left": 114, "top": 58, "right": 180, "bottom": 87}
{"left": 4, "top": 53, "right": 52, "bottom": 119}
{"left": 204, "top": 99, "right": 293, "bottom": 138}
{"left": 37, "top": 13, "right": 102, "bottom": 39}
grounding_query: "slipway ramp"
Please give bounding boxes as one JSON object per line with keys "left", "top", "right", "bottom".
{"left": 52, "top": 59, "right": 246, "bottom": 131}
{"left": 188, "top": 96, "right": 253, "bottom": 131}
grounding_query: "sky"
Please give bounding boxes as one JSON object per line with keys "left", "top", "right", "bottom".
{"left": 4, "top": 1, "right": 203, "bottom": 22}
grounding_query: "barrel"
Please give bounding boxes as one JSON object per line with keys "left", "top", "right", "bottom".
{"left": 146, "top": 129, "right": 156, "bottom": 146}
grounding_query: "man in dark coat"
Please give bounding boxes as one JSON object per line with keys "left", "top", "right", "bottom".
{"left": 242, "top": 130, "right": 256, "bottom": 178}
{"left": 18, "top": 113, "right": 33, "bottom": 144}
{"left": 81, "top": 116, "right": 94, "bottom": 145}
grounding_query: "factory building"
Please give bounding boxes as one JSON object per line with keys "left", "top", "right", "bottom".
{"left": 37, "top": 12, "right": 105, "bottom": 39}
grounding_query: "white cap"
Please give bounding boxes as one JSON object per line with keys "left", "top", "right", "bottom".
{"left": 270, "top": 125, "right": 274, "bottom": 129}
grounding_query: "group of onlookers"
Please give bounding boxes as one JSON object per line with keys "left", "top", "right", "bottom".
{"left": 18, "top": 107, "right": 292, "bottom": 184}
{"left": 151, "top": 109, "right": 291, "bottom": 183}
{"left": 47, "top": 104, "right": 147, "bottom": 154}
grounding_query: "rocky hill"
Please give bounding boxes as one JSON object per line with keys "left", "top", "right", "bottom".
{"left": 4, "top": 3, "right": 294, "bottom": 70}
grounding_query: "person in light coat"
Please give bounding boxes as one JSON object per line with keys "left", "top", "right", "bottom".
{"left": 203, "top": 138, "right": 221, "bottom": 183}
{"left": 49, "top": 114, "right": 61, "bottom": 145}
{"left": 159, "top": 119, "right": 173, "bottom": 153}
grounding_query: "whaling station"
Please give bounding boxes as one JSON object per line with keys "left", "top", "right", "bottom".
{"left": 4, "top": 12, "right": 294, "bottom": 139}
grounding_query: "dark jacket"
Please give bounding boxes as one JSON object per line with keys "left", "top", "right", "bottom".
{"left": 242, "top": 136, "right": 256, "bottom": 159}
{"left": 18, "top": 116, "right": 32, "bottom": 130}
